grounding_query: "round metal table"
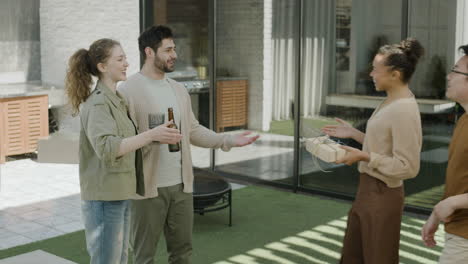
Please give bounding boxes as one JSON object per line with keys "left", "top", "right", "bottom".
{"left": 193, "top": 170, "right": 232, "bottom": 226}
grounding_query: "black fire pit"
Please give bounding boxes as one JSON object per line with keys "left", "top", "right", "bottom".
{"left": 193, "top": 169, "right": 232, "bottom": 226}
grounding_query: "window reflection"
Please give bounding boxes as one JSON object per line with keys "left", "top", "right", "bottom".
{"left": 146, "top": 0, "right": 460, "bottom": 210}
{"left": 150, "top": 0, "right": 211, "bottom": 168}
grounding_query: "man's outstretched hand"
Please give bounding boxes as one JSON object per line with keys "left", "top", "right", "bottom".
{"left": 233, "top": 131, "right": 260, "bottom": 147}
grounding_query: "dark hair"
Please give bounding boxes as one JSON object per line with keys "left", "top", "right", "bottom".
{"left": 138, "top": 25, "right": 174, "bottom": 62}
{"left": 378, "top": 38, "right": 425, "bottom": 83}
{"left": 65, "top": 38, "right": 120, "bottom": 115}
{"left": 460, "top": 45, "right": 468, "bottom": 55}
{"left": 460, "top": 45, "right": 468, "bottom": 70}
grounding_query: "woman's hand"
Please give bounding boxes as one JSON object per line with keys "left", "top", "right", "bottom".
{"left": 147, "top": 120, "right": 183, "bottom": 144}
{"left": 322, "top": 118, "right": 355, "bottom": 139}
{"left": 335, "top": 145, "right": 369, "bottom": 165}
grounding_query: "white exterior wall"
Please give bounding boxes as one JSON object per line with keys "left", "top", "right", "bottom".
{"left": 455, "top": 0, "right": 468, "bottom": 60}
{"left": 262, "top": 0, "right": 273, "bottom": 131}
{"left": 40, "top": 0, "right": 140, "bottom": 88}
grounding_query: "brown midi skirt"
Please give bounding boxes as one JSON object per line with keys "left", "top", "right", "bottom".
{"left": 340, "top": 173, "right": 404, "bottom": 264}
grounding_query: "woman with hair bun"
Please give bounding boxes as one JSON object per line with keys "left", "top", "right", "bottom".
{"left": 322, "top": 38, "right": 425, "bottom": 263}
{"left": 66, "top": 38, "right": 182, "bottom": 264}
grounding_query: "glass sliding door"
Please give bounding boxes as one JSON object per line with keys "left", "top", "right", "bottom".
{"left": 403, "top": 0, "right": 458, "bottom": 209}
{"left": 143, "top": 0, "right": 212, "bottom": 169}
{"left": 213, "top": 0, "right": 299, "bottom": 184}
{"left": 299, "top": 0, "right": 403, "bottom": 196}
{"left": 206, "top": 0, "right": 459, "bottom": 213}
{"left": 295, "top": 0, "right": 458, "bottom": 211}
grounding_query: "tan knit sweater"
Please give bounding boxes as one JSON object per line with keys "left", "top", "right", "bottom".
{"left": 358, "top": 97, "right": 422, "bottom": 188}
{"left": 118, "top": 73, "right": 235, "bottom": 198}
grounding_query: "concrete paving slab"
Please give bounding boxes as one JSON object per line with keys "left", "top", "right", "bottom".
{"left": 0, "top": 250, "right": 76, "bottom": 264}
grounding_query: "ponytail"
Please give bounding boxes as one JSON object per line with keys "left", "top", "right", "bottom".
{"left": 65, "top": 38, "right": 120, "bottom": 116}
{"left": 65, "top": 49, "right": 93, "bottom": 116}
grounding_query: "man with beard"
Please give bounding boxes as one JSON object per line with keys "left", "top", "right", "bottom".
{"left": 421, "top": 44, "right": 468, "bottom": 264}
{"left": 118, "top": 25, "right": 259, "bottom": 264}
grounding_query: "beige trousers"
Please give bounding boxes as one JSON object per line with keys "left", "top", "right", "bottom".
{"left": 439, "top": 233, "right": 468, "bottom": 264}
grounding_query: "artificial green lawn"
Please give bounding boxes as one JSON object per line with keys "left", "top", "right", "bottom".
{"left": 269, "top": 118, "right": 340, "bottom": 137}
{"left": 0, "top": 185, "right": 441, "bottom": 263}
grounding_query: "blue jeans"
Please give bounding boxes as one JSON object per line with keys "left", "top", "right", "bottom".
{"left": 81, "top": 200, "right": 131, "bottom": 264}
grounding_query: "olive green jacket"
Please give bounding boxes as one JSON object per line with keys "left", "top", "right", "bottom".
{"left": 79, "top": 81, "right": 145, "bottom": 200}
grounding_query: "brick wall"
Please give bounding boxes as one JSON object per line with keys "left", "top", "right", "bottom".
{"left": 0, "top": 0, "right": 41, "bottom": 83}
{"left": 216, "top": 0, "right": 269, "bottom": 131}
{"left": 40, "top": 0, "right": 140, "bottom": 88}
{"left": 40, "top": 0, "right": 140, "bottom": 132}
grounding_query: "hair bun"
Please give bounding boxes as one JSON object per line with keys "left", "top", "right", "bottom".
{"left": 400, "top": 38, "right": 424, "bottom": 62}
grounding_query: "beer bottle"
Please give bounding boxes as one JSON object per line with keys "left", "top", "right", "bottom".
{"left": 167, "top": 107, "right": 180, "bottom": 152}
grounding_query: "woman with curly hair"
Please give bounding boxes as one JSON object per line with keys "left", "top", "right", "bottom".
{"left": 323, "top": 38, "right": 425, "bottom": 263}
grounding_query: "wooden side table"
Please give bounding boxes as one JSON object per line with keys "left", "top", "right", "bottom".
{"left": 216, "top": 78, "right": 248, "bottom": 132}
{"left": 0, "top": 95, "right": 49, "bottom": 163}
